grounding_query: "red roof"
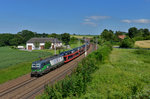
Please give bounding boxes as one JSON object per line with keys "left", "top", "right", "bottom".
{"left": 118, "top": 35, "right": 126, "bottom": 39}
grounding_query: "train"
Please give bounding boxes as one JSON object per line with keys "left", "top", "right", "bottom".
{"left": 31, "top": 43, "right": 90, "bottom": 77}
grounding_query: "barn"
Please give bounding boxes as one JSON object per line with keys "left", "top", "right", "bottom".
{"left": 26, "top": 38, "right": 62, "bottom": 50}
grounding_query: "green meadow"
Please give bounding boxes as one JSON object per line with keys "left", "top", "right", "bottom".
{"left": 0, "top": 47, "right": 52, "bottom": 84}
{"left": 0, "top": 47, "right": 51, "bottom": 69}
{"left": 77, "top": 48, "right": 150, "bottom": 98}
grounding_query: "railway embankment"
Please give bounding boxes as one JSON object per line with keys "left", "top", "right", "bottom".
{"left": 38, "top": 43, "right": 113, "bottom": 98}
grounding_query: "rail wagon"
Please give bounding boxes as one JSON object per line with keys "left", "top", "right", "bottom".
{"left": 31, "top": 55, "right": 64, "bottom": 77}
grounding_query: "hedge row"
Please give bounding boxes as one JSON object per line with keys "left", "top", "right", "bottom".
{"left": 38, "top": 43, "right": 112, "bottom": 99}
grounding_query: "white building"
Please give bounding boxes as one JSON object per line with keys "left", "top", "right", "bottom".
{"left": 26, "top": 38, "right": 62, "bottom": 50}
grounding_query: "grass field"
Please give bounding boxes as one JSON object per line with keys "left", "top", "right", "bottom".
{"left": 135, "top": 40, "right": 150, "bottom": 48}
{"left": 71, "top": 35, "right": 95, "bottom": 39}
{"left": 0, "top": 47, "right": 52, "bottom": 69}
{"left": 0, "top": 47, "right": 52, "bottom": 84}
{"left": 75, "top": 48, "right": 150, "bottom": 98}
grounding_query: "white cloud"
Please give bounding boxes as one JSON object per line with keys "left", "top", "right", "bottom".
{"left": 121, "top": 20, "right": 131, "bottom": 23}
{"left": 82, "top": 22, "right": 97, "bottom": 27}
{"left": 84, "top": 19, "right": 91, "bottom": 22}
{"left": 87, "top": 16, "right": 110, "bottom": 20}
{"left": 82, "top": 15, "right": 110, "bottom": 27}
{"left": 133, "top": 19, "right": 150, "bottom": 23}
{"left": 122, "top": 19, "right": 150, "bottom": 24}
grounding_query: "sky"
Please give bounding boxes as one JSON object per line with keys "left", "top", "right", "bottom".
{"left": 0, "top": 0, "right": 150, "bottom": 35}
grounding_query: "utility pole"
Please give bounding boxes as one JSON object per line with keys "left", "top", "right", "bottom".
{"left": 85, "top": 38, "right": 87, "bottom": 57}
{"left": 96, "top": 37, "right": 98, "bottom": 50}
{"left": 55, "top": 38, "right": 56, "bottom": 55}
{"left": 78, "top": 38, "right": 80, "bottom": 47}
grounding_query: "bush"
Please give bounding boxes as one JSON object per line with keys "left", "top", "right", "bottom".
{"left": 133, "top": 36, "right": 145, "bottom": 41}
{"left": 144, "top": 36, "right": 150, "bottom": 40}
{"left": 119, "top": 38, "right": 134, "bottom": 48}
{"left": 45, "top": 42, "right": 51, "bottom": 49}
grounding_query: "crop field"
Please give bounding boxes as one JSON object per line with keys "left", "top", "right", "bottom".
{"left": 71, "top": 35, "right": 95, "bottom": 39}
{"left": 0, "top": 47, "right": 52, "bottom": 69}
{"left": 0, "top": 47, "right": 52, "bottom": 84}
{"left": 135, "top": 40, "right": 150, "bottom": 48}
{"left": 77, "top": 48, "right": 150, "bottom": 98}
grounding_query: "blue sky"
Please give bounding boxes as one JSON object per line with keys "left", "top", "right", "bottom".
{"left": 0, "top": 0, "right": 150, "bottom": 35}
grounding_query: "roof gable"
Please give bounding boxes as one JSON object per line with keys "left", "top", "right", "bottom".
{"left": 27, "top": 38, "right": 62, "bottom": 43}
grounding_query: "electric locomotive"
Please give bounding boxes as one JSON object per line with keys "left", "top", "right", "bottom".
{"left": 31, "top": 55, "right": 64, "bottom": 77}
{"left": 31, "top": 43, "right": 90, "bottom": 77}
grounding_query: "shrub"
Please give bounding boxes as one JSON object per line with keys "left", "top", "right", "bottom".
{"left": 133, "top": 36, "right": 144, "bottom": 41}
{"left": 45, "top": 42, "right": 51, "bottom": 49}
{"left": 120, "top": 38, "right": 134, "bottom": 48}
{"left": 145, "top": 36, "right": 150, "bottom": 40}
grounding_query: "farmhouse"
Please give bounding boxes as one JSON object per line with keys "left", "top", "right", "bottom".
{"left": 26, "top": 38, "right": 62, "bottom": 50}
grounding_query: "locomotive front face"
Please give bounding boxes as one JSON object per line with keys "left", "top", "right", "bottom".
{"left": 31, "top": 63, "right": 42, "bottom": 76}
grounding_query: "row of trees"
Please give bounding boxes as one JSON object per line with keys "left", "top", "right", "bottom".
{"left": 0, "top": 30, "right": 71, "bottom": 47}
{"left": 99, "top": 27, "right": 150, "bottom": 48}
{"left": 101, "top": 27, "right": 150, "bottom": 42}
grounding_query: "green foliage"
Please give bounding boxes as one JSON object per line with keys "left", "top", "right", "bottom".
{"left": 40, "top": 44, "right": 112, "bottom": 98}
{"left": 48, "top": 33, "right": 60, "bottom": 39}
{"left": 45, "top": 42, "right": 51, "bottom": 49}
{"left": 18, "top": 30, "right": 36, "bottom": 43}
{"left": 144, "top": 35, "right": 150, "bottom": 40}
{"left": 133, "top": 36, "right": 145, "bottom": 41}
{"left": 101, "top": 29, "right": 114, "bottom": 41}
{"left": 0, "top": 34, "right": 15, "bottom": 46}
{"left": 142, "top": 28, "right": 150, "bottom": 37}
{"left": 34, "top": 42, "right": 40, "bottom": 48}
{"left": 61, "top": 33, "right": 70, "bottom": 45}
{"left": 120, "top": 38, "right": 134, "bottom": 48}
{"left": 69, "top": 37, "right": 78, "bottom": 44}
{"left": 128, "top": 27, "right": 138, "bottom": 38}
{"left": 128, "top": 28, "right": 150, "bottom": 41}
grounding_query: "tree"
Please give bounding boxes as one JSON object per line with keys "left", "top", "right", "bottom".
{"left": 18, "top": 30, "right": 36, "bottom": 43}
{"left": 45, "top": 42, "right": 51, "bottom": 49}
{"left": 143, "top": 28, "right": 150, "bottom": 37}
{"left": 61, "top": 33, "right": 70, "bottom": 45}
{"left": 101, "top": 29, "right": 114, "bottom": 41}
{"left": 120, "top": 38, "right": 134, "bottom": 48}
{"left": 9, "top": 35, "right": 23, "bottom": 46}
{"left": 49, "top": 33, "right": 58, "bottom": 38}
{"left": 0, "top": 34, "right": 14, "bottom": 46}
{"left": 42, "top": 33, "right": 48, "bottom": 37}
{"left": 128, "top": 27, "right": 138, "bottom": 38}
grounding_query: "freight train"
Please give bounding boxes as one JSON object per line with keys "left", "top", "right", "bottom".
{"left": 31, "top": 43, "right": 90, "bottom": 77}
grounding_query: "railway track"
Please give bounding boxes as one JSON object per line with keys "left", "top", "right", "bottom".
{"left": 0, "top": 44, "right": 95, "bottom": 99}
{"left": 0, "top": 78, "right": 37, "bottom": 97}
